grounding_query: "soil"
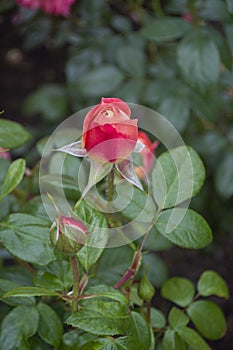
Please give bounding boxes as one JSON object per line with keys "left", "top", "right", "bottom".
{"left": 0, "top": 10, "right": 232, "bottom": 350}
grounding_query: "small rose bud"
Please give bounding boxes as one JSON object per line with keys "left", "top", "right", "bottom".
{"left": 50, "top": 216, "right": 87, "bottom": 255}
{"left": 138, "top": 269, "right": 155, "bottom": 302}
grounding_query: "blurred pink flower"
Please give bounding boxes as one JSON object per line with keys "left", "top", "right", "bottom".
{"left": 0, "top": 147, "right": 10, "bottom": 160}
{"left": 182, "top": 13, "right": 193, "bottom": 23}
{"left": 17, "top": 0, "right": 75, "bottom": 16}
{"left": 17, "top": 0, "right": 40, "bottom": 9}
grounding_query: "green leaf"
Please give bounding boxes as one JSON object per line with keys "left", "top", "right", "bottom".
{"left": 65, "top": 49, "right": 91, "bottom": 83}
{"left": 0, "top": 306, "right": 39, "bottom": 350}
{"left": 161, "top": 277, "right": 195, "bottom": 307}
{"left": 0, "top": 214, "right": 55, "bottom": 265}
{"left": 34, "top": 260, "right": 73, "bottom": 292}
{"left": 143, "top": 227, "right": 172, "bottom": 251}
{"left": 150, "top": 307, "right": 166, "bottom": 329}
{"left": 62, "top": 329, "right": 97, "bottom": 349}
{"left": 66, "top": 300, "right": 130, "bottom": 336}
{"left": 41, "top": 174, "right": 81, "bottom": 201}
{"left": 34, "top": 271, "right": 65, "bottom": 292}
{"left": 215, "top": 152, "right": 233, "bottom": 198}
{"left": 226, "top": 0, "right": 233, "bottom": 13}
{"left": 156, "top": 209, "right": 212, "bottom": 249}
{"left": 162, "top": 329, "right": 187, "bottom": 350}
{"left": 128, "top": 312, "right": 152, "bottom": 350}
{"left": 37, "top": 303, "right": 63, "bottom": 348}
{"left": 187, "top": 300, "right": 227, "bottom": 340}
{"left": 189, "top": 89, "right": 218, "bottom": 122}
{"left": 116, "top": 46, "right": 145, "bottom": 77}
{"left": 28, "top": 336, "right": 49, "bottom": 350}
{"left": 158, "top": 96, "right": 190, "bottom": 132}
{"left": 197, "top": 270, "right": 229, "bottom": 298}
{"left": 0, "top": 279, "right": 35, "bottom": 306}
{"left": 205, "top": 27, "right": 232, "bottom": 70}
{"left": 20, "top": 196, "right": 47, "bottom": 219}
{"left": 2, "top": 286, "right": 60, "bottom": 299}
{"left": 177, "top": 29, "right": 220, "bottom": 93}
{"left": 191, "top": 131, "right": 227, "bottom": 157}
{"left": 0, "top": 265, "right": 33, "bottom": 286}
{"left": 152, "top": 146, "right": 205, "bottom": 209}
{"left": 225, "top": 23, "right": 233, "bottom": 56}
{"left": 0, "top": 158, "right": 10, "bottom": 183}
{"left": 168, "top": 307, "right": 189, "bottom": 329}
{"left": 75, "top": 201, "right": 108, "bottom": 271}
{"left": 23, "top": 84, "right": 68, "bottom": 121}
{"left": 85, "top": 285, "right": 128, "bottom": 304}
{"left": 115, "top": 183, "right": 156, "bottom": 222}
{"left": 0, "top": 159, "right": 25, "bottom": 200}
{"left": 115, "top": 79, "right": 144, "bottom": 103}
{"left": 78, "top": 338, "right": 119, "bottom": 350}
{"left": 79, "top": 335, "right": 148, "bottom": 350}
{"left": 75, "top": 65, "right": 124, "bottom": 97}
{"left": 0, "top": 119, "right": 31, "bottom": 149}
{"left": 199, "top": 0, "right": 230, "bottom": 21}
{"left": 177, "top": 327, "right": 211, "bottom": 350}
{"left": 141, "top": 253, "right": 169, "bottom": 288}
{"left": 141, "top": 17, "right": 190, "bottom": 42}
{"left": 95, "top": 245, "right": 133, "bottom": 285}
{"left": 111, "top": 15, "right": 131, "bottom": 32}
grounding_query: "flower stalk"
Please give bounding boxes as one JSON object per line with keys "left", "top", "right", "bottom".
{"left": 70, "top": 255, "right": 79, "bottom": 312}
{"left": 107, "top": 167, "right": 115, "bottom": 203}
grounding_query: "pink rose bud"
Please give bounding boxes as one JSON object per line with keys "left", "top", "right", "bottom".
{"left": 82, "top": 97, "right": 138, "bottom": 163}
{"left": 0, "top": 147, "right": 10, "bottom": 160}
{"left": 50, "top": 216, "right": 87, "bottom": 255}
{"left": 135, "top": 132, "right": 159, "bottom": 179}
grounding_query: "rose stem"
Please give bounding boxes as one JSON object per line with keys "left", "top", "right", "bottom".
{"left": 107, "top": 167, "right": 115, "bottom": 203}
{"left": 114, "top": 227, "right": 153, "bottom": 289}
{"left": 70, "top": 255, "right": 79, "bottom": 312}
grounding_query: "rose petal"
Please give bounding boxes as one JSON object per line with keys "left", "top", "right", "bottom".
{"left": 100, "top": 97, "right": 131, "bottom": 116}
{"left": 57, "top": 141, "right": 88, "bottom": 157}
{"left": 116, "top": 158, "right": 143, "bottom": 191}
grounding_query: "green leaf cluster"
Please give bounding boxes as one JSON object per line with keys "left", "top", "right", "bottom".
{"left": 0, "top": 303, "right": 62, "bottom": 349}
{"left": 152, "top": 145, "right": 212, "bottom": 250}
{"left": 160, "top": 271, "right": 229, "bottom": 349}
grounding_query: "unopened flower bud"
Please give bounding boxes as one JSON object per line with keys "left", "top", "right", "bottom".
{"left": 139, "top": 270, "right": 155, "bottom": 302}
{"left": 50, "top": 216, "right": 87, "bottom": 255}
